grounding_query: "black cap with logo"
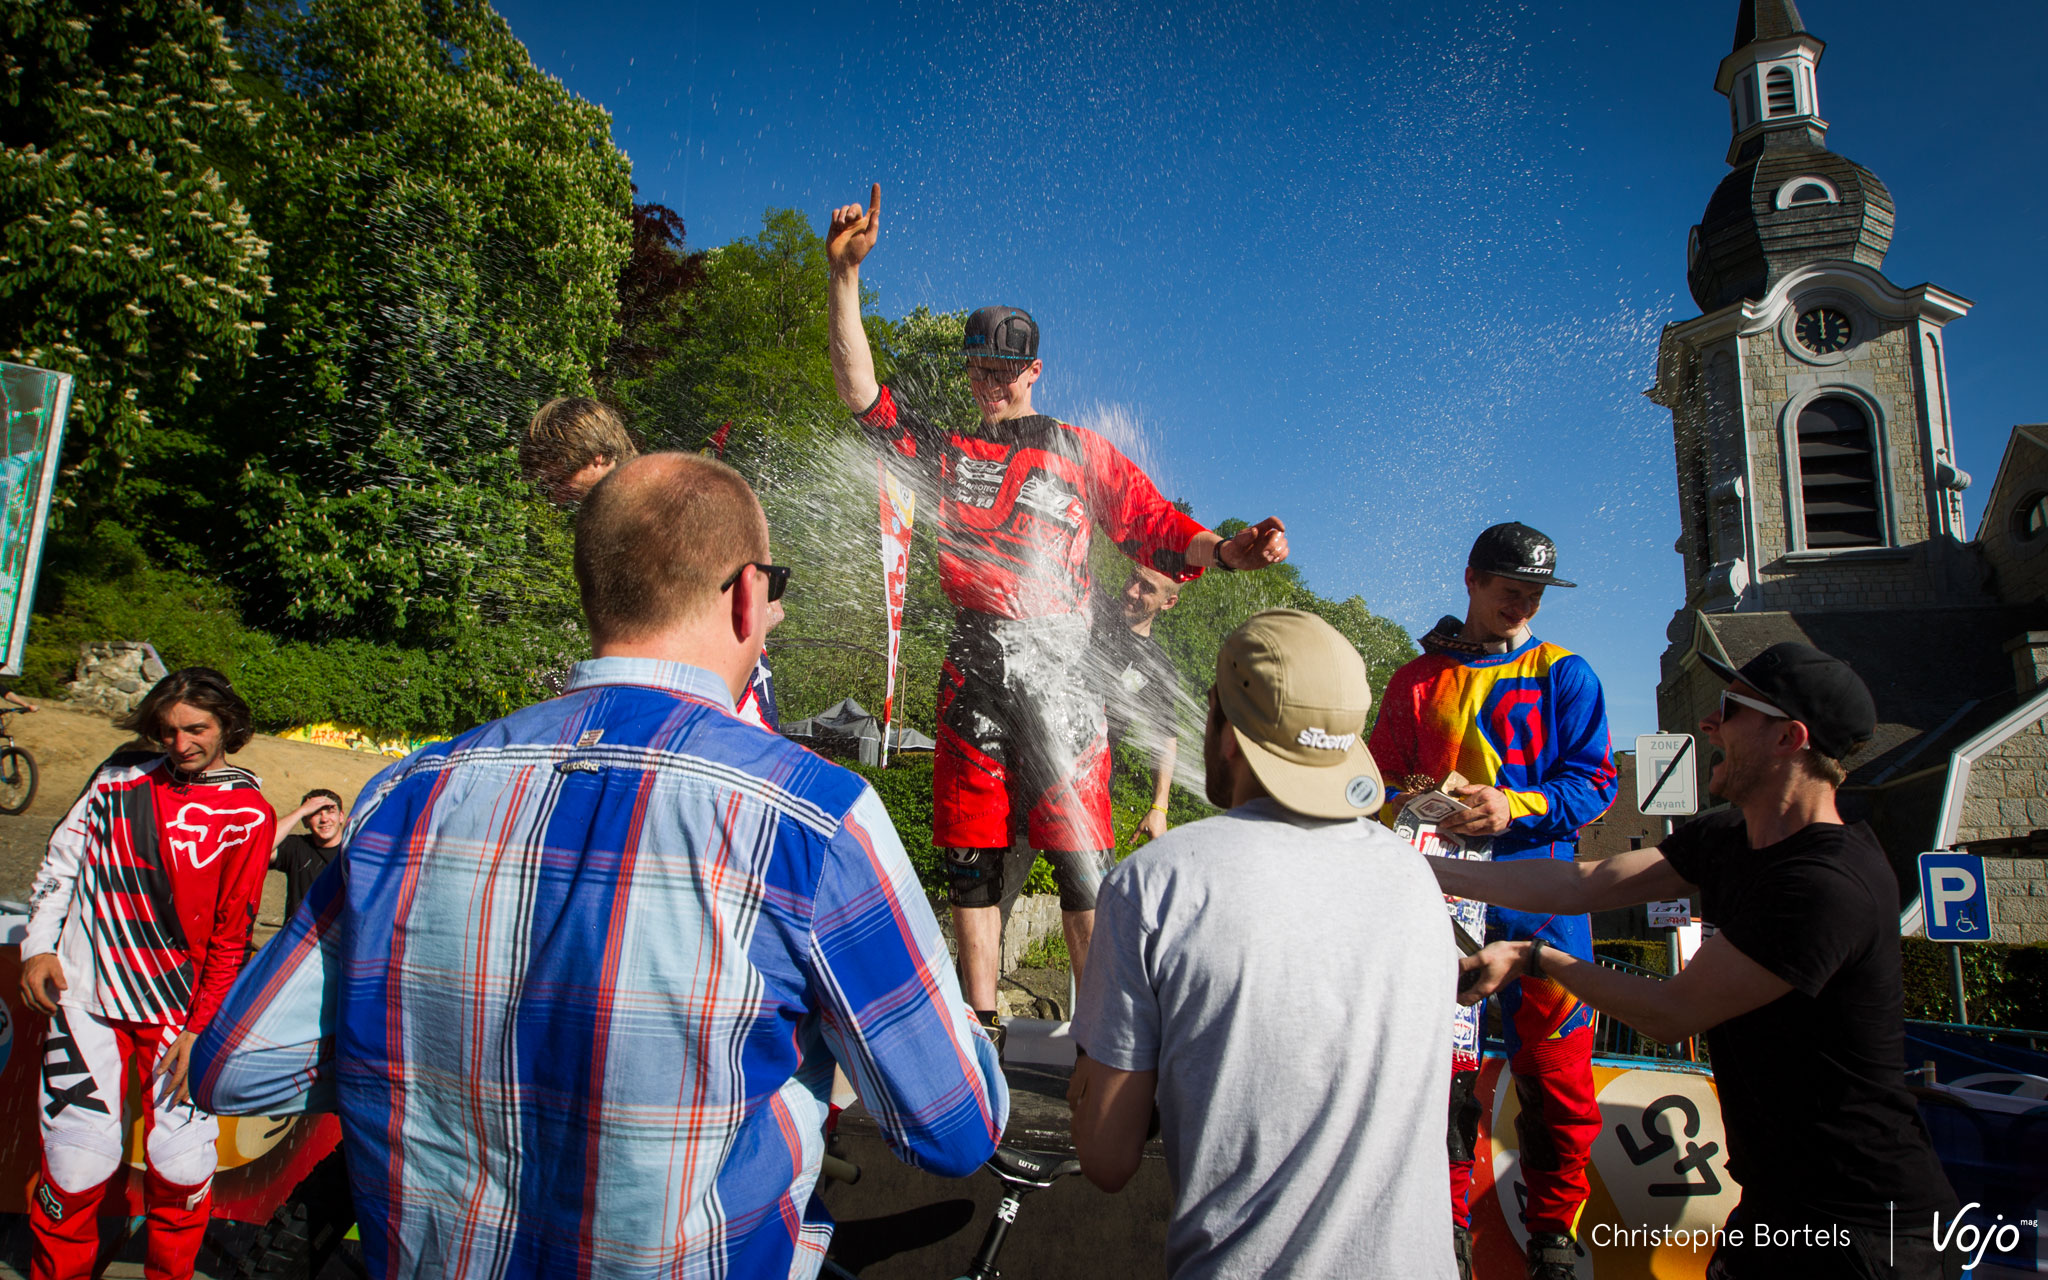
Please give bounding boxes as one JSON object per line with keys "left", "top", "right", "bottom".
{"left": 962, "top": 306, "right": 1038, "bottom": 362}
{"left": 1700, "top": 641, "right": 1877, "bottom": 760}
{"left": 1468, "top": 522, "right": 1576, "bottom": 589}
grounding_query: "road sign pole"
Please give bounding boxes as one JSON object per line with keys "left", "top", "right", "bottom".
{"left": 1950, "top": 945, "right": 1968, "bottom": 1026}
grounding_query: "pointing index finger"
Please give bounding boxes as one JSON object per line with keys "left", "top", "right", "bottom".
{"left": 867, "top": 182, "right": 882, "bottom": 229}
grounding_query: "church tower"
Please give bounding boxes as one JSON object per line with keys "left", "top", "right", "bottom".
{"left": 1649, "top": 0, "right": 1976, "bottom": 621}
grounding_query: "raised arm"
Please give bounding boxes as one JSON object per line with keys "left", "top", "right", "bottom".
{"left": 827, "top": 183, "right": 882, "bottom": 413}
{"left": 1431, "top": 845, "right": 1694, "bottom": 916}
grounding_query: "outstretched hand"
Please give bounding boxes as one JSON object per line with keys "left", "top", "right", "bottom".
{"left": 1219, "top": 517, "right": 1288, "bottom": 571}
{"left": 1458, "top": 941, "right": 1526, "bottom": 1005}
{"left": 828, "top": 183, "right": 881, "bottom": 271}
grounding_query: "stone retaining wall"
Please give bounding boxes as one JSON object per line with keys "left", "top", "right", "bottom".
{"left": 65, "top": 642, "right": 167, "bottom": 716}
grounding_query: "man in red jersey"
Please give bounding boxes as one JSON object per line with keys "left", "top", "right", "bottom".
{"left": 20, "top": 668, "right": 276, "bottom": 1280}
{"left": 827, "top": 183, "right": 1289, "bottom": 1042}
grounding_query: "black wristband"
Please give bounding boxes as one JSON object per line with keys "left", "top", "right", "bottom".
{"left": 1211, "top": 540, "right": 1239, "bottom": 572}
{"left": 1526, "top": 938, "right": 1547, "bottom": 981}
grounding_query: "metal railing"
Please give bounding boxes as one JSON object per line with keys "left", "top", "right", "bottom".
{"left": 1588, "top": 954, "right": 1708, "bottom": 1065}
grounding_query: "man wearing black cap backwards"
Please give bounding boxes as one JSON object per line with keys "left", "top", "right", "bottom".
{"left": 1440, "top": 643, "right": 1964, "bottom": 1280}
{"left": 1369, "top": 522, "right": 1617, "bottom": 1280}
{"left": 825, "top": 185, "right": 1289, "bottom": 1041}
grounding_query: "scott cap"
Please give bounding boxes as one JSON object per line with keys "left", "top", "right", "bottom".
{"left": 962, "top": 306, "right": 1038, "bottom": 362}
{"left": 1469, "top": 522, "right": 1576, "bottom": 588}
{"left": 1700, "top": 641, "right": 1876, "bottom": 760}
{"left": 1215, "top": 610, "right": 1384, "bottom": 819}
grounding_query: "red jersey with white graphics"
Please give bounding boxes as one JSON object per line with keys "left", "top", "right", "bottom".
{"left": 858, "top": 385, "right": 1206, "bottom": 617}
{"left": 24, "top": 752, "right": 275, "bottom": 1033}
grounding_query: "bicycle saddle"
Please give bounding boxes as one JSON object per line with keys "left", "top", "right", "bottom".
{"left": 985, "top": 1146, "right": 1081, "bottom": 1188}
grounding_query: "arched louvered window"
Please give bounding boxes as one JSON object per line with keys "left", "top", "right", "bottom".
{"left": 1797, "top": 397, "right": 1883, "bottom": 548}
{"left": 1766, "top": 67, "right": 1797, "bottom": 117}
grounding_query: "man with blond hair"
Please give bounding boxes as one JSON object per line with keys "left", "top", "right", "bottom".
{"left": 195, "top": 453, "right": 1007, "bottom": 1279}
{"left": 518, "top": 396, "right": 637, "bottom": 505}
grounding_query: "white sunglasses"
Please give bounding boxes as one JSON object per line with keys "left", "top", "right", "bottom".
{"left": 1720, "top": 688, "right": 1788, "bottom": 721}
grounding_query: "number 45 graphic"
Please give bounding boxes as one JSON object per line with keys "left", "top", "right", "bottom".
{"left": 1615, "top": 1095, "right": 1723, "bottom": 1197}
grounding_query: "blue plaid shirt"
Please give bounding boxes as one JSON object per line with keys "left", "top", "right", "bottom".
{"left": 193, "top": 657, "right": 1006, "bottom": 1279}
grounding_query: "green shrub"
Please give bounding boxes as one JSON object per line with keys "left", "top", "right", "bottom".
{"left": 1595, "top": 938, "right": 1672, "bottom": 975}
{"left": 19, "top": 523, "right": 578, "bottom": 740}
{"left": 1901, "top": 938, "right": 2048, "bottom": 1029}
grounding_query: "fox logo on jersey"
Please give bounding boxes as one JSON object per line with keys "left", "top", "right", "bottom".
{"left": 165, "top": 804, "right": 268, "bottom": 870}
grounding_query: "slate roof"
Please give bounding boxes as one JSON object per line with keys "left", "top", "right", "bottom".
{"left": 1687, "top": 140, "right": 1895, "bottom": 311}
{"left": 1699, "top": 607, "right": 2048, "bottom": 899}
{"left": 1702, "top": 607, "right": 2046, "bottom": 786}
{"left": 1733, "top": 0, "right": 1811, "bottom": 52}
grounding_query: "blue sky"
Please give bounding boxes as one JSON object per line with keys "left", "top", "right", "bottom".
{"left": 491, "top": 0, "right": 2048, "bottom": 741}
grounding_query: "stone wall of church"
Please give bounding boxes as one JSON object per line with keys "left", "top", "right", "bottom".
{"left": 1744, "top": 316, "right": 1945, "bottom": 611}
{"left": 1956, "top": 719, "right": 2048, "bottom": 944}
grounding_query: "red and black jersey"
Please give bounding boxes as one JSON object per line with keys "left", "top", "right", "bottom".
{"left": 859, "top": 384, "right": 1207, "bottom": 618}
{"left": 24, "top": 752, "right": 276, "bottom": 1033}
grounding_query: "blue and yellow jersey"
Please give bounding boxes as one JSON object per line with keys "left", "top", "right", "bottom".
{"left": 1370, "top": 634, "right": 1617, "bottom": 1045}
{"left": 1370, "top": 634, "right": 1617, "bottom": 861}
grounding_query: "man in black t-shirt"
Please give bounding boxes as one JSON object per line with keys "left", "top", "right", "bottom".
{"left": 271, "top": 787, "right": 346, "bottom": 921}
{"left": 1093, "top": 565, "right": 1184, "bottom": 844}
{"left": 1435, "top": 642, "right": 1961, "bottom": 1280}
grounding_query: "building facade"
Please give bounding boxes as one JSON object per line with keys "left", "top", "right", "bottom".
{"left": 1649, "top": 0, "right": 2048, "bottom": 943}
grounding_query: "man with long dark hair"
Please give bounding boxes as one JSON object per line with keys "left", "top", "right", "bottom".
{"left": 19, "top": 667, "right": 275, "bottom": 1280}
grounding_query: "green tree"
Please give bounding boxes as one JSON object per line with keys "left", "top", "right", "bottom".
{"left": 0, "top": 0, "right": 271, "bottom": 526}
{"left": 225, "top": 0, "right": 631, "bottom": 644}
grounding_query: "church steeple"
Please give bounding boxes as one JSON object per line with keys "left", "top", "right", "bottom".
{"left": 1686, "top": 1, "right": 1893, "bottom": 313}
{"left": 1716, "top": 0, "right": 1827, "bottom": 165}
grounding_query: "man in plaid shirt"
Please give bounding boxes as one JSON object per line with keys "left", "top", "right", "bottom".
{"left": 194, "top": 453, "right": 1008, "bottom": 1279}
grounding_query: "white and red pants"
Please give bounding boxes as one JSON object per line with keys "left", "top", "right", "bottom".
{"left": 29, "top": 1006, "right": 217, "bottom": 1280}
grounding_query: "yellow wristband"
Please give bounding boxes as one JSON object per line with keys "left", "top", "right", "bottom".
{"left": 1149, "top": 803, "right": 1168, "bottom": 812}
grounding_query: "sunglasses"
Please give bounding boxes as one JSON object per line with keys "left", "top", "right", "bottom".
{"left": 1720, "top": 688, "right": 1787, "bottom": 721}
{"left": 721, "top": 562, "right": 791, "bottom": 603}
{"left": 964, "top": 361, "right": 1030, "bottom": 385}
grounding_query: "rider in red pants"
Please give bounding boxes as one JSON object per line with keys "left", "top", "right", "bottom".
{"left": 19, "top": 668, "right": 274, "bottom": 1279}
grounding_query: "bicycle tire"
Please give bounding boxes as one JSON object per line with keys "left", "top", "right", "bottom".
{"left": 0, "top": 745, "right": 36, "bottom": 815}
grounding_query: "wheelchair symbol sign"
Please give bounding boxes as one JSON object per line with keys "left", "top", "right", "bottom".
{"left": 1918, "top": 852, "right": 1990, "bottom": 943}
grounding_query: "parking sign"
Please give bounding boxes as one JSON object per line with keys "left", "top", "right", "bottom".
{"left": 1634, "top": 734, "right": 1698, "bottom": 817}
{"left": 1917, "top": 852, "right": 1990, "bottom": 942}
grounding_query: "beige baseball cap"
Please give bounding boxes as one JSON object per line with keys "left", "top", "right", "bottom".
{"left": 1215, "top": 610, "right": 1384, "bottom": 819}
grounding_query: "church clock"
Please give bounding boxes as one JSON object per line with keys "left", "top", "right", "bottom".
{"left": 1795, "top": 307, "right": 1852, "bottom": 354}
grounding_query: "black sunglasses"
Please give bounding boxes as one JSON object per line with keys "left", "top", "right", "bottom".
{"left": 721, "top": 562, "right": 791, "bottom": 602}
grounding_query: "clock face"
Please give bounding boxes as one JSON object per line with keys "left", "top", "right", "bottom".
{"left": 1796, "top": 307, "right": 1852, "bottom": 354}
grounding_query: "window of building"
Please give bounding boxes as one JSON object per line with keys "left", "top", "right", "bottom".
{"left": 1773, "top": 175, "right": 1840, "bottom": 209}
{"left": 1766, "top": 66, "right": 1797, "bottom": 117}
{"left": 2014, "top": 493, "right": 2048, "bottom": 543}
{"left": 1796, "top": 397, "right": 1884, "bottom": 548}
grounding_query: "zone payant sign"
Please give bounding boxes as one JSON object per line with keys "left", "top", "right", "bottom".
{"left": 1917, "top": 852, "right": 1990, "bottom": 943}
{"left": 1635, "top": 734, "right": 1698, "bottom": 817}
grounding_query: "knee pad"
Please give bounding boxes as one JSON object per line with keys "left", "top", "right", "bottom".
{"left": 1048, "top": 848, "right": 1111, "bottom": 911}
{"left": 946, "top": 847, "right": 1005, "bottom": 908}
{"left": 40, "top": 1131, "right": 123, "bottom": 1195}
{"left": 144, "top": 1114, "right": 220, "bottom": 1189}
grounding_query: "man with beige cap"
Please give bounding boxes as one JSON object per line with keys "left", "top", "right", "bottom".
{"left": 1068, "top": 609, "right": 1458, "bottom": 1280}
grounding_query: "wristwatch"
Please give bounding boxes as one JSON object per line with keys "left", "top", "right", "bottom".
{"left": 1211, "top": 539, "right": 1240, "bottom": 572}
{"left": 1525, "top": 937, "right": 1548, "bottom": 981}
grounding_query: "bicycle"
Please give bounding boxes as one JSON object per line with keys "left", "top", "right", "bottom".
{"left": 819, "top": 1144, "right": 1083, "bottom": 1280}
{"left": 0, "top": 707, "right": 37, "bottom": 815}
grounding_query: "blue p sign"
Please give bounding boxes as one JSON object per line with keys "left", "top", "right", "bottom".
{"left": 1917, "top": 852, "right": 1990, "bottom": 943}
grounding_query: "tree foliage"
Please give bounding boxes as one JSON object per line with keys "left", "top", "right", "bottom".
{"left": 225, "top": 0, "right": 631, "bottom": 642}
{"left": 0, "top": 0, "right": 271, "bottom": 521}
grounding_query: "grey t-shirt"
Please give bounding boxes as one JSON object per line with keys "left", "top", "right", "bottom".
{"left": 1073, "top": 798, "right": 1458, "bottom": 1280}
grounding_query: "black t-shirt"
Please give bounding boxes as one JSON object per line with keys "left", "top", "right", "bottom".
{"left": 1659, "top": 810, "right": 1954, "bottom": 1224}
{"left": 274, "top": 834, "right": 341, "bottom": 922}
{"left": 1091, "top": 602, "right": 1182, "bottom": 761}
